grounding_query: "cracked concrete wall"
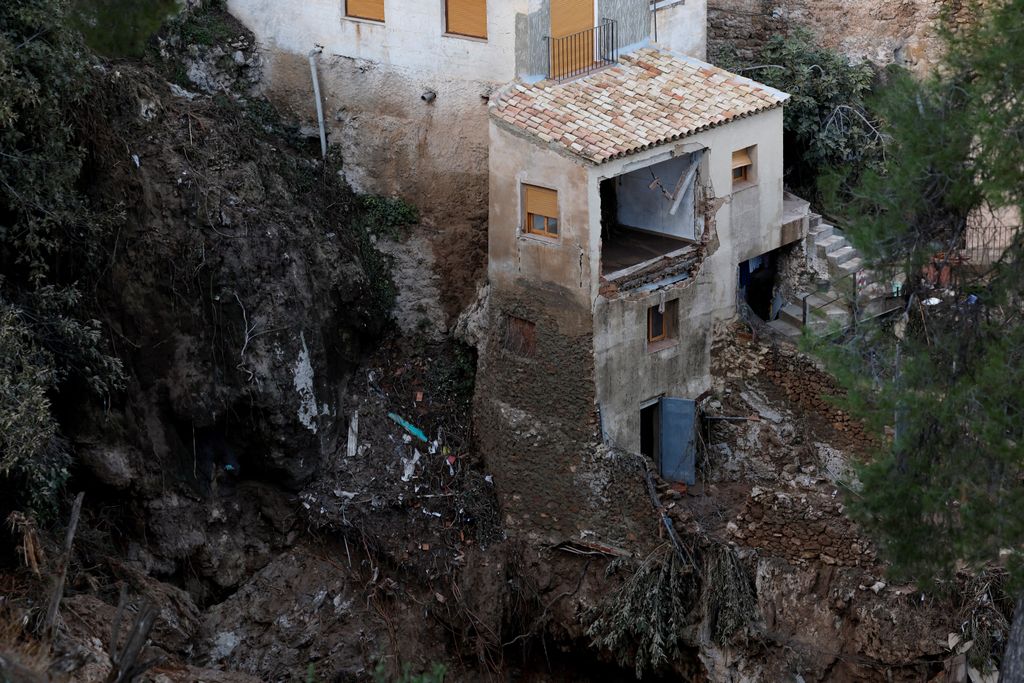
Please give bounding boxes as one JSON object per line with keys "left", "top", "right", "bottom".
{"left": 594, "top": 273, "right": 716, "bottom": 452}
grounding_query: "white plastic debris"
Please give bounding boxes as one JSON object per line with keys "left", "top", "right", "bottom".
{"left": 401, "top": 449, "right": 422, "bottom": 482}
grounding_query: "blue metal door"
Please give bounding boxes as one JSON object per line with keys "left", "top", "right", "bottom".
{"left": 660, "top": 397, "right": 697, "bottom": 485}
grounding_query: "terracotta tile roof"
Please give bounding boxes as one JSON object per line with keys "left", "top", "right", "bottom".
{"left": 490, "top": 48, "right": 789, "bottom": 164}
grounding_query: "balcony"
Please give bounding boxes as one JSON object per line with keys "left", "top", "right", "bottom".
{"left": 546, "top": 19, "right": 619, "bottom": 81}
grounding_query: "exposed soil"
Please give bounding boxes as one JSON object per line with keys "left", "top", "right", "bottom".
{"left": 0, "top": 5, "right": 1012, "bottom": 683}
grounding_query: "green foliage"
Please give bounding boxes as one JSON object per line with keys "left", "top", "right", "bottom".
{"left": 0, "top": 0, "right": 123, "bottom": 516}
{"left": 0, "top": 305, "right": 70, "bottom": 516}
{"left": 720, "top": 30, "right": 884, "bottom": 199}
{"left": 821, "top": 66, "right": 977, "bottom": 264}
{"left": 171, "top": 0, "right": 235, "bottom": 48}
{"left": 71, "top": 0, "right": 179, "bottom": 57}
{"left": 814, "top": 0, "right": 1024, "bottom": 598}
{"left": 359, "top": 195, "right": 420, "bottom": 240}
{"left": 586, "top": 548, "right": 698, "bottom": 678}
{"left": 348, "top": 194, "right": 418, "bottom": 322}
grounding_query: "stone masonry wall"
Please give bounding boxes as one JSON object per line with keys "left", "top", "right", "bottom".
{"left": 473, "top": 287, "right": 652, "bottom": 546}
{"left": 709, "top": 0, "right": 976, "bottom": 73}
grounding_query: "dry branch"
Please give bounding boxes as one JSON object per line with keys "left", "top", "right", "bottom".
{"left": 41, "top": 491, "right": 84, "bottom": 640}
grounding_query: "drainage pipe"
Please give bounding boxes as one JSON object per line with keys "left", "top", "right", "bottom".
{"left": 308, "top": 46, "right": 328, "bottom": 160}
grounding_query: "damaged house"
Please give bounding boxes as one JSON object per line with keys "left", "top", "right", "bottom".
{"left": 224, "top": 0, "right": 809, "bottom": 539}
{"left": 477, "top": 49, "right": 809, "bottom": 536}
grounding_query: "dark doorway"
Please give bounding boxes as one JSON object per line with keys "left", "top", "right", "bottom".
{"left": 640, "top": 402, "right": 660, "bottom": 466}
{"left": 738, "top": 251, "right": 779, "bottom": 321}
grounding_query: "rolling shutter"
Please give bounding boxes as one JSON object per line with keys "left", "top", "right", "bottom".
{"left": 550, "top": 0, "right": 595, "bottom": 78}
{"left": 732, "top": 148, "right": 752, "bottom": 169}
{"left": 550, "top": 0, "right": 593, "bottom": 37}
{"left": 347, "top": 0, "right": 384, "bottom": 21}
{"left": 447, "top": 0, "right": 487, "bottom": 38}
{"left": 524, "top": 185, "right": 558, "bottom": 219}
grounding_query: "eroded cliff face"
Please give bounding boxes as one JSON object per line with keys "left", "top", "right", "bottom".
{"left": 708, "top": 0, "right": 976, "bottom": 72}
{"left": 0, "top": 5, "right": 1011, "bottom": 683}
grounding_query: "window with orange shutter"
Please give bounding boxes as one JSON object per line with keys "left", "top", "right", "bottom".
{"left": 347, "top": 0, "right": 384, "bottom": 22}
{"left": 523, "top": 184, "right": 559, "bottom": 238}
{"left": 446, "top": 0, "right": 487, "bottom": 39}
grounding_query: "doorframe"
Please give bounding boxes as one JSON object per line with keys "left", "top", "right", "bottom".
{"left": 639, "top": 394, "right": 663, "bottom": 469}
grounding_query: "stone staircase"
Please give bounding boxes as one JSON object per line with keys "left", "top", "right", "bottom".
{"left": 767, "top": 213, "right": 903, "bottom": 340}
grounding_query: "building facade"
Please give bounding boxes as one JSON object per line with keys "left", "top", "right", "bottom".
{"left": 226, "top": 0, "right": 707, "bottom": 218}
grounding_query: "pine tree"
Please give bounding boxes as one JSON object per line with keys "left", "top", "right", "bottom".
{"left": 818, "top": 1, "right": 1024, "bottom": 677}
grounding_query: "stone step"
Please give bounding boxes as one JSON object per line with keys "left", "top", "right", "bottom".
{"left": 857, "top": 281, "right": 890, "bottom": 302}
{"left": 809, "top": 213, "right": 822, "bottom": 229}
{"left": 838, "top": 257, "right": 864, "bottom": 276}
{"left": 816, "top": 236, "right": 847, "bottom": 258}
{"left": 862, "top": 297, "right": 905, "bottom": 319}
{"left": 829, "top": 246, "right": 858, "bottom": 267}
{"left": 806, "top": 290, "right": 838, "bottom": 308}
{"left": 767, "top": 318, "right": 803, "bottom": 340}
{"left": 811, "top": 223, "right": 834, "bottom": 240}
{"left": 779, "top": 302, "right": 804, "bottom": 327}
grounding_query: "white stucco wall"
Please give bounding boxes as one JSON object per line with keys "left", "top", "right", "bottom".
{"left": 227, "top": 0, "right": 531, "bottom": 218}
{"left": 488, "top": 121, "right": 593, "bottom": 307}
{"left": 652, "top": 0, "right": 707, "bottom": 60}
{"left": 228, "top": 0, "right": 527, "bottom": 83}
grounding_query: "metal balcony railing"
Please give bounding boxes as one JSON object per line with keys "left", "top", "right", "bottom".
{"left": 545, "top": 18, "right": 618, "bottom": 81}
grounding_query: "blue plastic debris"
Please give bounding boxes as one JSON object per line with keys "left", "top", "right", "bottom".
{"left": 388, "top": 413, "right": 428, "bottom": 443}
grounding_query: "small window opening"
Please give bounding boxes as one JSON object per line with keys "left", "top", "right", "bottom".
{"left": 732, "top": 147, "right": 754, "bottom": 186}
{"left": 503, "top": 315, "right": 536, "bottom": 356}
{"left": 647, "top": 300, "right": 677, "bottom": 346}
{"left": 523, "top": 184, "right": 559, "bottom": 238}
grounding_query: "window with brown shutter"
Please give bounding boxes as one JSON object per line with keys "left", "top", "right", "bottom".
{"left": 523, "top": 184, "right": 559, "bottom": 238}
{"left": 446, "top": 0, "right": 487, "bottom": 39}
{"left": 347, "top": 0, "right": 384, "bottom": 22}
{"left": 732, "top": 147, "right": 754, "bottom": 185}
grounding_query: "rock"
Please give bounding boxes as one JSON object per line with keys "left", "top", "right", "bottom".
{"left": 78, "top": 444, "right": 137, "bottom": 489}
{"left": 454, "top": 283, "right": 490, "bottom": 348}
{"left": 871, "top": 581, "right": 886, "bottom": 594}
